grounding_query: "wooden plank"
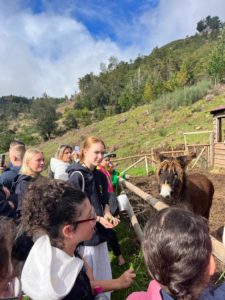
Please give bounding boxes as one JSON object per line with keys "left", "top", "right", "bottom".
{"left": 214, "top": 154, "right": 225, "bottom": 160}
{"left": 214, "top": 143, "right": 225, "bottom": 149}
{"left": 187, "top": 143, "right": 209, "bottom": 147}
{"left": 214, "top": 158, "right": 225, "bottom": 166}
{"left": 190, "top": 147, "right": 206, "bottom": 169}
{"left": 210, "top": 132, "right": 214, "bottom": 167}
{"left": 122, "top": 157, "right": 145, "bottom": 173}
{"left": 183, "top": 131, "right": 213, "bottom": 135}
{"left": 214, "top": 149, "right": 225, "bottom": 155}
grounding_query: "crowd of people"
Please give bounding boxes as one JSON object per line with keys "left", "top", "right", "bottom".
{"left": 0, "top": 137, "right": 224, "bottom": 299}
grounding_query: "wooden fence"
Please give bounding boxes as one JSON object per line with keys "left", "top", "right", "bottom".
{"left": 112, "top": 144, "right": 211, "bottom": 175}
{"left": 119, "top": 177, "right": 225, "bottom": 265}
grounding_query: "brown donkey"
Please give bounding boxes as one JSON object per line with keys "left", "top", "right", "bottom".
{"left": 156, "top": 152, "right": 214, "bottom": 219}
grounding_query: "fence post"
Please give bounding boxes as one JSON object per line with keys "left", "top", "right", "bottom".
{"left": 210, "top": 132, "right": 214, "bottom": 167}
{"left": 145, "top": 155, "right": 149, "bottom": 175}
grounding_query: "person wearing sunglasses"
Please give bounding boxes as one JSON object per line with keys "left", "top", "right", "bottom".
{"left": 21, "top": 178, "right": 135, "bottom": 300}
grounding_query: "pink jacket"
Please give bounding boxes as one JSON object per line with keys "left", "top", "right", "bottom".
{"left": 97, "top": 165, "right": 114, "bottom": 193}
{"left": 126, "top": 280, "right": 162, "bottom": 300}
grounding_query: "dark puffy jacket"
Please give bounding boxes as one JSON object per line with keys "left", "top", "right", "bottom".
{"left": 67, "top": 162, "right": 109, "bottom": 246}
{"left": 0, "top": 183, "right": 16, "bottom": 217}
{"left": 0, "top": 165, "right": 21, "bottom": 190}
{"left": 14, "top": 174, "right": 33, "bottom": 216}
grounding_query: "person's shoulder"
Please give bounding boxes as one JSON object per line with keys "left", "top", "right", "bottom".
{"left": 200, "top": 282, "right": 225, "bottom": 300}
{"left": 126, "top": 291, "right": 149, "bottom": 300}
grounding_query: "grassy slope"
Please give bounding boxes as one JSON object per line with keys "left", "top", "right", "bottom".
{"left": 40, "top": 93, "right": 225, "bottom": 162}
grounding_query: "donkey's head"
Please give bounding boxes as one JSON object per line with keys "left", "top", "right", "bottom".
{"left": 155, "top": 152, "right": 196, "bottom": 203}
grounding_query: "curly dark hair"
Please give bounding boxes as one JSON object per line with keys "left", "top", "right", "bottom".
{"left": 142, "top": 207, "right": 212, "bottom": 300}
{"left": 0, "top": 216, "right": 16, "bottom": 280}
{"left": 21, "top": 177, "right": 87, "bottom": 248}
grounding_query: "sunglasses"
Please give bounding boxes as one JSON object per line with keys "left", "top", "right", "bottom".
{"left": 76, "top": 211, "right": 97, "bottom": 224}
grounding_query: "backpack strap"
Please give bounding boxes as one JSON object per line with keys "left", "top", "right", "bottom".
{"left": 70, "top": 171, "right": 85, "bottom": 192}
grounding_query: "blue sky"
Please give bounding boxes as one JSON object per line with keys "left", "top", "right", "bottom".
{"left": 0, "top": 0, "right": 225, "bottom": 97}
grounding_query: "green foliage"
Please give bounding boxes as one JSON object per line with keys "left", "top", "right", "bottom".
{"left": 159, "top": 128, "right": 167, "bottom": 137}
{"left": 152, "top": 80, "right": 213, "bottom": 113}
{"left": 73, "top": 18, "right": 223, "bottom": 118}
{"left": 31, "top": 99, "right": 58, "bottom": 141}
{"left": 63, "top": 111, "right": 78, "bottom": 130}
{"left": 207, "top": 29, "right": 225, "bottom": 83}
{"left": 197, "top": 15, "right": 223, "bottom": 33}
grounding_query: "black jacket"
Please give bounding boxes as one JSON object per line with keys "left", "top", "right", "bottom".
{"left": 0, "top": 165, "right": 21, "bottom": 190}
{"left": 0, "top": 183, "right": 16, "bottom": 217}
{"left": 67, "top": 163, "right": 109, "bottom": 246}
{"left": 14, "top": 174, "right": 33, "bottom": 215}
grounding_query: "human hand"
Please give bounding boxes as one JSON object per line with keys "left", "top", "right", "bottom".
{"left": 97, "top": 216, "right": 114, "bottom": 229}
{"left": 104, "top": 213, "right": 120, "bottom": 227}
{"left": 117, "top": 269, "right": 136, "bottom": 289}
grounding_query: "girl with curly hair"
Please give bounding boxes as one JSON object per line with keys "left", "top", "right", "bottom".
{"left": 127, "top": 207, "right": 216, "bottom": 300}
{"left": 21, "top": 177, "right": 135, "bottom": 300}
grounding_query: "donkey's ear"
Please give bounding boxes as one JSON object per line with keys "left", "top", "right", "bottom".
{"left": 155, "top": 152, "right": 167, "bottom": 162}
{"left": 177, "top": 153, "right": 195, "bottom": 169}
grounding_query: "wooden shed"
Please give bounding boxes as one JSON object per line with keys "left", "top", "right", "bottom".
{"left": 210, "top": 105, "right": 225, "bottom": 168}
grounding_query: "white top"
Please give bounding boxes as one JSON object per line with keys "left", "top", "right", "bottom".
{"left": 21, "top": 235, "right": 83, "bottom": 300}
{"left": 50, "top": 158, "right": 70, "bottom": 181}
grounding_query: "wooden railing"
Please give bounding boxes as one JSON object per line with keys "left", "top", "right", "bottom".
{"left": 119, "top": 178, "right": 225, "bottom": 265}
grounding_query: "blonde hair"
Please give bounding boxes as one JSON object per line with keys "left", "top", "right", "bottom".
{"left": 55, "top": 145, "right": 72, "bottom": 161}
{"left": 80, "top": 136, "right": 106, "bottom": 163}
{"left": 20, "top": 148, "right": 44, "bottom": 177}
{"left": 9, "top": 144, "right": 26, "bottom": 162}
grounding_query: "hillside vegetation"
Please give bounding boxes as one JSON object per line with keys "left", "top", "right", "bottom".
{"left": 39, "top": 83, "right": 225, "bottom": 164}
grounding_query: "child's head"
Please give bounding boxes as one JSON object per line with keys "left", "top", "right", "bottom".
{"left": 143, "top": 207, "right": 214, "bottom": 300}
{"left": 22, "top": 177, "right": 96, "bottom": 249}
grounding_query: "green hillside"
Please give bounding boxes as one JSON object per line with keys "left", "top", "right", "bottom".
{"left": 39, "top": 84, "right": 225, "bottom": 163}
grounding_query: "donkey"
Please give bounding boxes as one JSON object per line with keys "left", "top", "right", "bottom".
{"left": 156, "top": 152, "right": 214, "bottom": 219}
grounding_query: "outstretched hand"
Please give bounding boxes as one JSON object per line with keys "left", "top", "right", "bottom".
{"left": 104, "top": 213, "right": 120, "bottom": 227}
{"left": 117, "top": 269, "right": 136, "bottom": 289}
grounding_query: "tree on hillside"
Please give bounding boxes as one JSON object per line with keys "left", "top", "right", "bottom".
{"left": 197, "top": 20, "right": 207, "bottom": 33}
{"left": 207, "top": 29, "right": 225, "bottom": 84}
{"left": 197, "top": 15, "right": 222, "bottom": 33}
{"left": 31, "top": 100, "right": 58, "bottom": 141}
{"left": 63, "top": 111, "right": 78, "bottom": 130}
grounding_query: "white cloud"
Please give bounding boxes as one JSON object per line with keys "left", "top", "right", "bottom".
{"left": 137, "top": 0, "right": 225, "bottom": 50}
{"left": 0, "top": 0, "right": 225, "bottom": 97}
{"left": 0, "top": 6, "right": 137, "bottom": 97}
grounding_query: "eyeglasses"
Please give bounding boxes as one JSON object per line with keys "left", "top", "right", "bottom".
{"left": 76, "top": 211, "right": 97, "bottom": 224}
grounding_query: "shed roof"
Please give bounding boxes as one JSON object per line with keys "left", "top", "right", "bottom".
{"left": 210, "top": 105, "right": 225, "bottom": 115}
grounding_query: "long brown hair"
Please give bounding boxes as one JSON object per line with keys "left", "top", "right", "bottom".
{"left": 55, "top": 145, "right": 72, "bottom": 161}
{"left": 143, "top": 207, "right": 212, "bottom": 300}
{"left": 79, "top": 136, "right": 105, "bottom": 163}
